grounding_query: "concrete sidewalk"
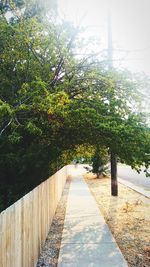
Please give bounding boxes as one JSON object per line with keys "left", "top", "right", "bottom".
{"left": 58, "top": 175, "right": 128, "bottom": 267}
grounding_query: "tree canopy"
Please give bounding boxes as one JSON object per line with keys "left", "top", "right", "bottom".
{"left": 0, "top": 4, "right": 150, "bottom": 211}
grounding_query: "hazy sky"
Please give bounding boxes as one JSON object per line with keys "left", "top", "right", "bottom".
{"left": 58, "top": 0, "right": 150, "bottom": 75}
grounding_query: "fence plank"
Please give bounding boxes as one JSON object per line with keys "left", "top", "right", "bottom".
{"left": 14, "top": 199, "right": 22, "bottom": 267}
{"left": 0, "top": 165, "right": 70, "bottom": 267}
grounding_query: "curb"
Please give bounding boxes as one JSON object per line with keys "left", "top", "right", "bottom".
{"left": 118, "top": 177, "right": 150, "bottom": 199}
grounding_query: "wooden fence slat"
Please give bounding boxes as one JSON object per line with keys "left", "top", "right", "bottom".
{"left": 0, "top": 165, "right": 70, "bottom": 267}
{"left": 32, "top": 188, "right": 39, "bottom": 266}
{"left": 14, "top": 200, "right": 22, "bottom": 267}
{"left": 0, "top": 211, "right": 7, "bottom": 267}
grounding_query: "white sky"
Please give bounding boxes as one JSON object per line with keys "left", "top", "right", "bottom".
{"left": 58, "top": 0, "right": 150, "bottom": 75}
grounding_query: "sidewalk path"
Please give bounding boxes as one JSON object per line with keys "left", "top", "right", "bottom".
{"left": 58, "top": 175, "right": 128, "bottom": 267}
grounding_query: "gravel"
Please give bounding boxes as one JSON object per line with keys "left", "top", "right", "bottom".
{"left": 36, "top": 180, "right": 70, "bottom": 267}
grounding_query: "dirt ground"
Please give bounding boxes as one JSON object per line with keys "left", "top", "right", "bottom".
{"left": 84, "top": 173, "right": 150, "bottom": 267}
{"left": 36, "top": 179, "right": 71, "bottom": 267}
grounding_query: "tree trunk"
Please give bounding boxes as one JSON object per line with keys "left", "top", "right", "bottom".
{"left": 111, "top": 151, "right": 118, "bottom": 196}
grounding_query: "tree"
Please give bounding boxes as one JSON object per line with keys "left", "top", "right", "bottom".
{"left": 92, "top": 146, "right": 108, "bottom": 178}
{"left": 0, "top": 9, "right": 150, "bottom": 211}
{"left": 0, "top": 0, "right": 57, "bottom": 17}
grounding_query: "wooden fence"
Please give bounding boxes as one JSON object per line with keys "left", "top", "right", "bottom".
{"left": 0, "top": 165, "right": 71, "bottom": 267}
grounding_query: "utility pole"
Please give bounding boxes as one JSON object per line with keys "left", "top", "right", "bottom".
{"left": 107, "top": 11, "right": 118, "bottom": 196}
{"left": 107, "top": 11, "right": 113, "bottom": 69}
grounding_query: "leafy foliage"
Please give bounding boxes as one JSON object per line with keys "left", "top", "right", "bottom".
{"left": 0, "top": 7, "right": 150, "bottom": 211}
{"left": 92, "top": 146, "right": 108, "bottom": 177}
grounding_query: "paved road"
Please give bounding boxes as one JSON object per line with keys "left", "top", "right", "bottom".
{"left": 118, "top": 164, "right": 150, "bottom": 190}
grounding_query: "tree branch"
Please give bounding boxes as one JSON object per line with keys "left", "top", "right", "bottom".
{"left": 0, "top": 118, "right": 13, "bottom": 137}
